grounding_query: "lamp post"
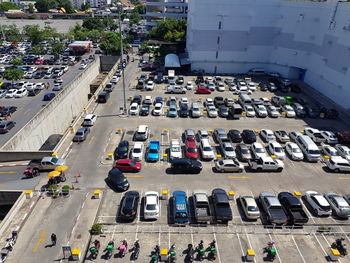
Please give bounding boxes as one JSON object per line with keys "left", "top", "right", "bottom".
{"left": 117, "top": 2, "right": 127, "bottom": 114}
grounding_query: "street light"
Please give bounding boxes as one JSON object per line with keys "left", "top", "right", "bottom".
{"left": 117, "top": 2, "right": 127, "bottom": 114}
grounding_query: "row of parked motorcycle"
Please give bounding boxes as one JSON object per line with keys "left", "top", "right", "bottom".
{"left": 0, "top": 231, "right": 17, "bottom": 263}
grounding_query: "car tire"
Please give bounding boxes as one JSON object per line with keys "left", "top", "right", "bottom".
{"left": 257, "top": 168, "right": 262, "bottom": 172}
{"left": 335, "top": 168, "right": 340, "bottom": 173}
{"left": 277, "top": 167, "right": 283, "bottom": 172}
{"left": 238, "top": 169, "right": 243, "bottom": 173}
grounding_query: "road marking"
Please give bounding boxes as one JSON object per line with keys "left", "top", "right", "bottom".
{"left": 33, "top": 229, "right": 47, "bottom": 253}
{"left": 109, "top": 101, "right": 113, "bottom": 106}
{"left": 213, "top": 230, "right": 222, "bottom": 263}
{"left": 227, "top": 176, "right": 252, "bottom": 179}
{"left": 292, "top": 236, "right": 307, "bottom": 263}
{"left": 125, "top": 175, "right": 144, "bottom": 178}
{"left": 236, "top": 233, "right": 245, "bottom": 257}
{"left": 88, "top": 136, "right": 95, "bottom": 144}
{"left": 337, "top": 177, "right": 350, "bottom": 180}
{"left": 0, "top": 171, "right": 16, "bottom": 174}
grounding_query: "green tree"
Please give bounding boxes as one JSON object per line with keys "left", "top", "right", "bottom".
{"left": 150, "top": 18, "right": 186, "bottom": 42}
{"left": 2, "top": 25, "right": 21, "bottom": 42}
{"left": 81, "top": 2, "right": 89, "bottom": 11}
{"left": 0, "top": 2, "right": 19, "bottom": 11}
{"left": 140, "top": 41, "right": 150, "bottom": 53}
{"left": 82, "top": 18, "right": 104, "bottom": 31}
{"left": 129, "top": 11, "right": 140, "bottom": 25}
{"left": 23, "top": 25, "right": 44, "bottom": 45}
{"left": 3, "top": 68, "right": 24, "bottom": 83}
{"left": 9, "top": 58, "right": 23, "bottom": 66}
{"left": 51, "top": 41, "right": 64, "bottom": 56}
{"left": 56, "top": 0, "right": 73, "bottom": 13}
{"left": 99, "top": 32, "right": 122, "bottom": 55}
{"left": 31, "top": 45, "right": 44, "bottom": 55}
{"left": 28, "top": 3, "right": 35, "bottom": 13}
{"left": 134, "top": 5, "right": 145, "bottom": 14}
{"left": 35, "top": 0, "right": 56, "bottom": 13}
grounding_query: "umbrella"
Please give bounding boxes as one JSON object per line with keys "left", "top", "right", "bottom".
{"left": 55, "top": 165, "right": 69, "bottom": 172}
{"left": 48, "top": 171, "right": 60, "bottom": 178}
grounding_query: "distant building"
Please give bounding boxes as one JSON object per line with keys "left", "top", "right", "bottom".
{"left": 71, "top": 0, "right": 86, "bottom": 9}
{"left": 1, "top": 0, "right": 20, "bottom": 6}
{"left": 70, "top": 0, "right": 110, "bottom": 9}
{"left": 145, "top": 0, "right": 188, "bottom": 28}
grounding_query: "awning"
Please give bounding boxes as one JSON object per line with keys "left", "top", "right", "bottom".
{"left": 165, "top": 54, "right": 180, "bottom": 68}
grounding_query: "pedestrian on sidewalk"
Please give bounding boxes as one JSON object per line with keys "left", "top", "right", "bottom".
{"left": 51, "top": 233, "right": 57, "bottom": 246}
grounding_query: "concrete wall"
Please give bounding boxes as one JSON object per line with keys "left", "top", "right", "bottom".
{"left": 0, "top": 191, "right": 24, "bottom": 238}
{"left": 1, "top": 59, "right": 100, "bottom": 151}
{"left": 100, "top": 56, "right": 120, "bottom": 72}
{"left": 187, "top": 0, "right": 350, "bottom": 109}
{"left": 0, "top": 151, "right": 53, "bottom": 162}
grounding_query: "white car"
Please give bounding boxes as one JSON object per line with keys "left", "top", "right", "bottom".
{"left": 216, "top": 82, "right": 225, "bottom": 92}
{"left": 321, "top": 143, "right": 342, "bottom": 159}
{"left": 143, "top": 96, "right": 152, "bottom": 105}
{"left": 254, "top": 104, "right": 267, "bottom": 118}
{"left": 186, "top": 81, "right": 194, "bottom": 90}
{"left": 215, "top": 159, "right": 244, "bottom": 173}
{"left": 6, "top": 89, "right": 17, "bottom": 98}
{"left": 320, "top": 131, "right": 338, "bottom": 144}
{"left": 200, "top": 138, "right": 215, "bottom": 160}
{"left": 111, "top": 75, "right": 120, "bottom": 84}
{"left": 146, "top": 81, "right": 155, "bottom": 91}
{"left": 335, "top": 144, "right": 350, "bottom": 161}
{"left": 304, "top": 191, "right": 332, "bottom": 216}
{"left": 285, "top": 142, "right": 304, "bottom": 161}
{"left": 79, "top": 63, "right": 87, "bottom": 69}
{"left": 229, "top": 83, "right": 238, "bottom": 92}
{"left": 282, "top": 105, "right": 296, "bottom": 117}
{"left": 24, "top": 71, "right": 33, "bottom": 79}
{"left": 260, "top": 129, "right": 276, "bottom": 142}
{"left": 204, "top": 98, "right": 214, "bottom": 106}
{"left": 53, "top": 83, "right": 62, "bottom": 91}
{"left": 220, "top": 142, "right": 236, "bottom": 159}
{"left": 170, "top": 139, "right": 182, "bottom": 160}
{"left": 267, "top": 141, "right": 285, "bottom": 159}
{"left": 274, "top": 130, "right": 290, "bottom": 143}
{"left": 244, "top": 105, "right": 255, "bottom": 117}
{"left": 326, "top": 157, "right": 350, "bottom": 173}
{"left": 129, "top": 102, "right": 140, "bottom": 115}
{"left": 25, "top": 83, "right": 36, "bottom": 91}
{"left": 152, "top": 103, "right": 163, "bottom": 116}
{"left": 35, "top": 83, "right": 45, "bottom": 90}
{"left": 247, "top": 82, "right": 257, "bottom": 91}
{"left": 207, "top": 81, "right": 215, "bottom": 91}
{"left": 197, "top": 129, "right": 210, "bottom": 140}
{"left": 251, "top": 142, "right": 267, "bottom": 158}
{"left": 180, "top": 97, "right": 189, "bottom": 105}
{"left": 267, "top": 105, "right": 280, "bottom": 118}
{"left": 239, "top": 195, "right": 260, "bottom": 219}
{"left": 289, "top": 131, "right": 303, "bottom": 142}
{"left": 131, "top": 142, "right": 144, "bottom": 161}
{"left": 14, "top": 88, "right": 28, "bottom": 98}
{"left": 207, "top": 105, "right": 218, "bottom": 118}
{"left": 238, "top": 81, "right": 248, "bottom": 91}
{"left": 144, "top": 191, "right": 159, "bottom": 220}
{"left": 304, "top": 128, "right": 326, "bottom": 144}
{"left": 54, "top": 78, "right": 63, "bottom": 84}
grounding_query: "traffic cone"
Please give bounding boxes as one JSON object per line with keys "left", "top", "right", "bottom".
{"left": 77, "top": 172, "right": 81, "bottom": 177}
{"left": 71, "top": 184, "right": 75, "bottom": 190}
{"left": 74, "top": 176, "right": 79, "bottom": 183}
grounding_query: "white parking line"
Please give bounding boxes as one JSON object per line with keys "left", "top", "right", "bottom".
{"left": 321, "top": 233, "right": 342, "bottom": 263}
{"left": 213, "top": 230, "right": 222, "bottom": 263}
{"left": 292, "top": 236, "right": 307, "bottom": 263}
{"left": 236, "top": 233, "right": 245, "bottom": 257}
{"left": 312, "top": 233, "right": 329, "bottom": 257}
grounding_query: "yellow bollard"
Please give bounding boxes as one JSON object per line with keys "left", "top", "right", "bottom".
{"left": 161, "top": 190, "right": 168, "bottom": 200}
{"left": 94, "top": 190, "right": 102, "bottom": 199}
{"left": 71, "top": 249, "right": 81, "bottom": 261}
{"left": 294, "top": 192, "right": 302, "bottom": 197}
{"left": 246, "top": 249, "right": 255, "bottom": 262}
{"left": 25, "top": 190, "right": 33, "bottom": 199}
{"left": 107, "top": 153, "right": 113, "bottom": 160}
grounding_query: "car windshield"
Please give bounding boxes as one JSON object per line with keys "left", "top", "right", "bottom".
{"left": 241, "top": 148, "right": 249, "bottom": 154}
{"left": 149, "top": 149, "right": 158, "bottom": 153}
{"left": 247, "top": 206, "right": 259, "bottom": 212}
{"left": 203, "top": 147, "right": 212, "bottom": 151}
{"left": 146, "top": 204, "right": 156, "bottom": 210}
{"left": 292, "top": 148, "right": 301, "bottom": 153}
{"left": 188, "top": 148, "right": 197, "bottom": 153}
{"left": 131, "top": 106, "right": 137, "bottom": 110}
{"left": 118, "top": 147, "right": 127, "bottom": 153}
{"left": 133, "top": 148, "right": 141, "bottom": 153}
{"left": 275, "top": 147, "right": 283, "bottom": 153}
{"left": 175, "top": 212, "right": 187, "bottom": 218}
{"left": 255, "top": 148, "right": 265, "bottom": 153}
{"left": 330, "top": 151, "right": 339, "bottom": 156}
{"left": 129, "top": 161, "right": 136, "bottom": 166}
{"left": 309, "top": 149, "right": 320, "bottom": 155}
{"left": 225, "top": 147, "right": 234, "bottom": 151}
{"left": 345, "top": 150, "right": 350, "bottom": 155}
{"left": 76, "top": 132, "right": 83, "bottom": 136}
{"left": 172, "top": 147, "right": 181, "bottom": 152}
{"left": 221, "top": 108, "right": 228, "bottom": 112}
{"left": 51, "top": 157, "right": 58, "bottom": 164}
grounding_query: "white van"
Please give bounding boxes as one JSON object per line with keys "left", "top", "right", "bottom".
{"left": 248, "top": 68, "right": 266, "bottom": 76}
{"left": 239, "top": 93, "right": 252, "bottom": 106}
{"left": 296, "top": 135, "right": 321, "bottom": 162}
{"left": 83, "top": 114, "right": 97, "bottom": 126}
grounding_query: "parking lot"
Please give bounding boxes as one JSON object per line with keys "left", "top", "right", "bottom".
{"left": 76, "top": 70, "right": 350, "bottom": 262}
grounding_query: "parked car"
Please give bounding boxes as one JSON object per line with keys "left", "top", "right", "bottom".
{"left": 169, "top": 139, "right": 182, "bottom": 160}
{"left": 120, "top": 191, "right": 140, "bottom": 221}
{"left": 139, "top": 104, "right": 150, "bottom": 116}
{"left": 192, "top": 190, "right": 211, "bottom": 224}
{"left": 172, "top": 191, "right": 189, "bottom": 224}
{"left": 144, "top": 191, "right": 160, "bottom": 220}
{"left": 251, "top": 142, "right": 267, "bottom": 159}
{"left": 325, "top": 157, "right": 350, "bottom": 173}
{"left": 129, "top": 103, "right": 140, "bottom": 115}
{"left": 171, "top": 158, "right": 202, "bottom": 174}
{"left": 214, "top": 128, "right": 229, "bottom": 143}
{"left": 114, "top": 140, "right": 129, "bottom": 160}
{"left": 267, "top": 105, "right": 280, "bottom": 118}
{"left": 106, "top": 168, "right": 129, "bottom": 192}
{"left": 254, "top": 104, "right": 268, "bottom": 118}
{"left": 335, "top": 144, "right": 350, "bottom": 161}
{"left": 215, "top": 159, "right": 244, "bottom": 173}
{"left": 304, "top": 191, "right": 332, "bottom": 216}
{"left": 336, "top": 131, "right": 350, "bottom": 144}
{"left": 289, "top": 131, "right": 303, "bottom": 142}
{"left": 212, "top": 188, "right": 233, "bottom": 223}
{"left": 267, "top": 141, "right": 286, "bottom": 159}
{"left": 73, "top": 127, "right": 90, "bottom": 142}
{"left": 274, "top": 130, "right": 289, "bottom": 143}
{"left": 285, "top": 142, "right": 304, "bottom": 161}
{"left": 0, "top": 121, "right": 15, "bottom": 134}
{"left": 185, "top": 140, "right": 199, "bottom": 160}
{"left": 131, "top": 142, "right": 144, "bottom": 161}
{"left": 228, "top": 130, "right": 242, "bottom": 143}
{"left": 321, "top": 143, "right": 342, "bottom": 159}
{"left": 114, "top": 159, "right": 141, "bottom": 172}
{"left": 43, "top": 93, "right": 55, "bottom": 101}
{"left": 134, "top": 125, "right": 149, "bottom": 141}
{"left": 260, "top": 129, "right": 276, "bottom": 142}
{"left": 320, "top": 131, "right": 338, "bottom": 144}
{"left": 249, "top": 156, "right": 284, "bottom": 172}
{"left": 242, "top": 129, "right": 256, "bottom": 144}
{"left": 305, "top": 128, "right": 325, "bottom": 144}
{"left": 207, "top": 105, "right": 218, "bottom": 118}
{"left": 197, "top": 129, "right": 210, "bottom": 140}
{"left": 152, "top": 103, "right": 163, "bottom": 116}
{"left": 259, "top": 192, "right": 288, "bottom": 225}
{"left": 179, "top": 104, "right": 189, "bottom": 117}
{"left": 167, "top": 104, "right": 177, "bottom": 118}
{"left": 199, "top": 139, "right": 215, "bottom": 160}
{"left": 278, "top": 192, "right": 309, "bottom": 224}
{"left": 146, "top": 141, "right": 160, "bottom": 162}
{"left": 239, "top": 195, "right": 260, "bottom": 220}
{"left": 244, "top": 105, "right": 256, "bottom": 117}
{"left": 184, "top": 129, "right": 196, "bottom": 141}
{"left": 236, "top": 143, "right": 252, "bottom": 161}
{"left": 324, "top": 192, "right": 350, "bottom": 218}
{"left": 0, "top": 106, "right": 17, "bottom": 117}
{"left": 191, "top": 103, "right": 201, "bottom": 118}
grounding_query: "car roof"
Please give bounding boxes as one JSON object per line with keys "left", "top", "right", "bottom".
{"left": 241, "top": 195, "right": 257, "bottom": 206}
{"left": 117, "top": 159, "right": 132, "bottom": 164}
{"left": 333, "top": 196, "right": 349, "bottom": 207}
{"left": 134, "top": 142, "right": 143, "bottom": 147}
{"left": 312, "top": 194, "right": 329, "bottom": 206}
{"left": 220, "top": 159, "right": 235, "bottom": 165}
{"left": 138, "top": 125, "right": 148, "bottom": 131}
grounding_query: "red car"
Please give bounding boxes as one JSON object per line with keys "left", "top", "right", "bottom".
{"left": 336, "top": 131, "right": 350, "bottom": 144}
{"left": 196, "top": 87, "right": 211, "bottom": 94}
{"left": 35, "top": 59, "right": 44, "bottom": 65}
{"left": 185, "top": 140, "right": 199, "bottom": 160}
{"left": 114, "top": 159, "right": 142, "bottom": 172}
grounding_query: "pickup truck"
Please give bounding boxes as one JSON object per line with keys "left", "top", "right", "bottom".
{"left": 146, "top": 141, "right": 160, "bottom": 162}
{"left": 167, "top": 85, "right": 186, "bottom": 94}
{"left": 28, "top": 157, "right": 66, "bottom": 171}
{"left": 193, "top": 190, "right": 211, "bottom": 224}
{"left": 259, "top": 192, "right": 288, "bottom": 225}
{"left": 278, "top": 192, "right": 309, "bottom": 225}
{"left": 248, "top": 156, "right": 284, "bottom": 172}
{"left": 212, "top": 188, "right": 233, "bottom": 223}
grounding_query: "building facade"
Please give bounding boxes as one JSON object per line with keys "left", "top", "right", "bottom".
{"left": 145, "top": 0, "right": 188, "bottom": 27}
{"left": 186, "top": 0, "right": 350, "bottom": 109}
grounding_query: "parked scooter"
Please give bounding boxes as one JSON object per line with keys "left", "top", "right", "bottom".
{"left": 150, "top": 245, "right": 160, "bottom": 263}
{"left": 263, "top": 242, "right": 276, "bottom": 262}
{"left": 196, "top": 240, "right": 205, "bottom": 261}
{"left": 207, "top": 240, "right": 217, "bottom": 261}
{"left": 0, "top": 248, "right": 9, "bottom": 263}
{"left": 104, "top": 241, "right": 114, "bottom": 259}
{"left": 131, "top": 239, "right": 140, "bottom": 260}
{"left": 168, "top": 243, "right": 176, "bottom": 262}
{"left": 332, "top": 238, "right": 348, "bottom": 256}
{"left": 118, "top": 240, "right": 128, "bottom": 258}
{"left": 89, "top": 240, "right": 100, "bottom": 260}
{"left": 186, "top": 244, "right": 194, "bottom": 262}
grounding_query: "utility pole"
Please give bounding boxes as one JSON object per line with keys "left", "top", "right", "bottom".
{"left": 117, "top": 2, "right": 127, "bottom": 114}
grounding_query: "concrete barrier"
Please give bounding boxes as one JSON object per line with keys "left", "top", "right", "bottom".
{"left": 1, "top": 58, "right": 101, "bottom": 151}
{"left": 0, "top": 151, "right": 53, "bottom": 162}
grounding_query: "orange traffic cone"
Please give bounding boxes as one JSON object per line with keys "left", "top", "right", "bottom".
{"left": 77, "top": 172, "right": 81, "bottom": 177}
{"left": 71, "top": 184, "right": 75, "bottom": 190}
{"left": 74, "top": 176, "right": 79, "bottom": 183}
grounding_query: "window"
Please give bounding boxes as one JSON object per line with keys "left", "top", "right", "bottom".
{"left": 217, "top": 36, "right": 220, "bottom": 44}
{"left": 218, "top": 21, "right": 222, "bottom": 30}
{"left": 215, "top": 51, "right": 219, "bottom": 59}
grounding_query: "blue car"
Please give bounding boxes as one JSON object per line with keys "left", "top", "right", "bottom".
{"left": 173, "top": 191, "right": 189, "bottom": 224}
{"left": 167, "top": 104, "right": 177, "bottom": 117}
{"left": 154, "top": 97, "right": 163, "bottom": 105}
{"left": 43, "top": 93, "right": 56, "bottom": 101}
{"left": 146, "top": 141, "right": 160, "bottom": 162}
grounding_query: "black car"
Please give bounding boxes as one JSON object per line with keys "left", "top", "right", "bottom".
{"left": 114, "top": 140, "right": 129, "bottom": 160}
{"left": 0, "top": 106, "right": 17, "bottom": 117}
{"left": 278, "top": 192, "right": 309, "bottom": 225}
{"left": 28, "top": 88, "right": 41, "bottom": 96}
{"left": 132, "top": 95, "right": 142, "bottom": 105}
{"left": 107, "top": 168, "right": 129, "bottom": 192}
{"left": 73, "top": 127, "right": 90, "bottom": 142}
{"left": 33, "top": 71, "right": 44, "bottom": 79}
{"left": 218, "top": 106, "right": 229, "bottom": 117}
{"left": 228, "top": 129, "right": 242, "bottom": 143}
{"left": 304, "top": 105, "right": 319, "bottom": 118}
{"left": 97, "top": 91, "right": 110, "bottom": 103}
{"left": 139, "top": 104, "right": 150, "bottom": 116}
{"left": 179, "top": 104, "right": 189, "bottom": 117}
{"left": 214, "top": 96, "right": 225, "bottom": 108}
{"left": 0, "top": 121, "right": 15, "bottom": 134}
{"left": 171, "top": 158, "right": 202, "bottom": 174}
{"left": 259, "top": 83, "right": 269, "bottom": 91}
{"left": 155, "top": 72, "right": 163, "bottom": 83}
{"left": 241, "top": 129, "right": 257, "bottom": 144}
{"left": 120, "top": 191, "right": 140, "bottom": 221}
{"left": 211, "top": 188, "right": 233, "bottom": 223}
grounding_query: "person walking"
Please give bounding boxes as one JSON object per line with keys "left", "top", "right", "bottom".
{"left": 51, "top": 233, "right": 57, "bottom": 246}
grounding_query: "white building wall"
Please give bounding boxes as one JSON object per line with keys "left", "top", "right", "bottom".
{"left": 187, "top": 0, "right": 350, "bottom": 109}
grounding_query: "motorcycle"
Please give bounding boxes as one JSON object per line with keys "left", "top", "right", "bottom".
{"left": 168, "top": 243, "right": 176, "bottom": 262}
{"left": 150, "top": 245, "right": 160, "bottom": 263}
{"left": 24, "top": 168, "right": 39, "bottom": 178}
{"left": 196, "top": 240, "right": 205, "bottom": 261}
{"left": 331, "top": 238, "right": 348, "bottom": 256}
{"left": 118, "top": 240, "right": 128, "bottom": 258}
{"left": 208, "top": 240, "right": 217, "bottom": 261}
{"left": 186, "top": 244, "right": 194, "bottom": 262}
{"left": 104, "top": 241, "right": 114, "bottom": 260}
{"left": 263, "top": 242, "right": 276, "bottom": 262}
{"left": 0, "top": 248, "right": 9, "bottom": 263}
{"left": 131, "top": 239, "right": 140, "bottom": 260}
{"left": 89, "top": 240, "right": 100, "bottom": 260}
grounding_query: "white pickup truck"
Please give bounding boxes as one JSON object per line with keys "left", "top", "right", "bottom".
{"left": 248, "top": 156, "right": 284, "bottom": 172}
{"left": 167, "top": 85, "right": 186, "bottom": 94}
{"left": 28, "top": 157, "right": 66, "bottom": 171}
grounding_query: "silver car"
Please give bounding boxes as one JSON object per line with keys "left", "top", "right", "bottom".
{"left": 220, "top": 142, "right": 236, "bottom": 159}
{"left": 324, "top": 192, "right": 350, "bottom": 218}
{"left": 191, "top": 103, "right": 201, "bottom": 118}
{"left": 215, "top": 159, "right": 244, "bottom": 173}
{"left": 239, "top": 194, "right": 260, "bottom": 220}
{"left": 304, "top": 191, "right": 332, "bottom": 216}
